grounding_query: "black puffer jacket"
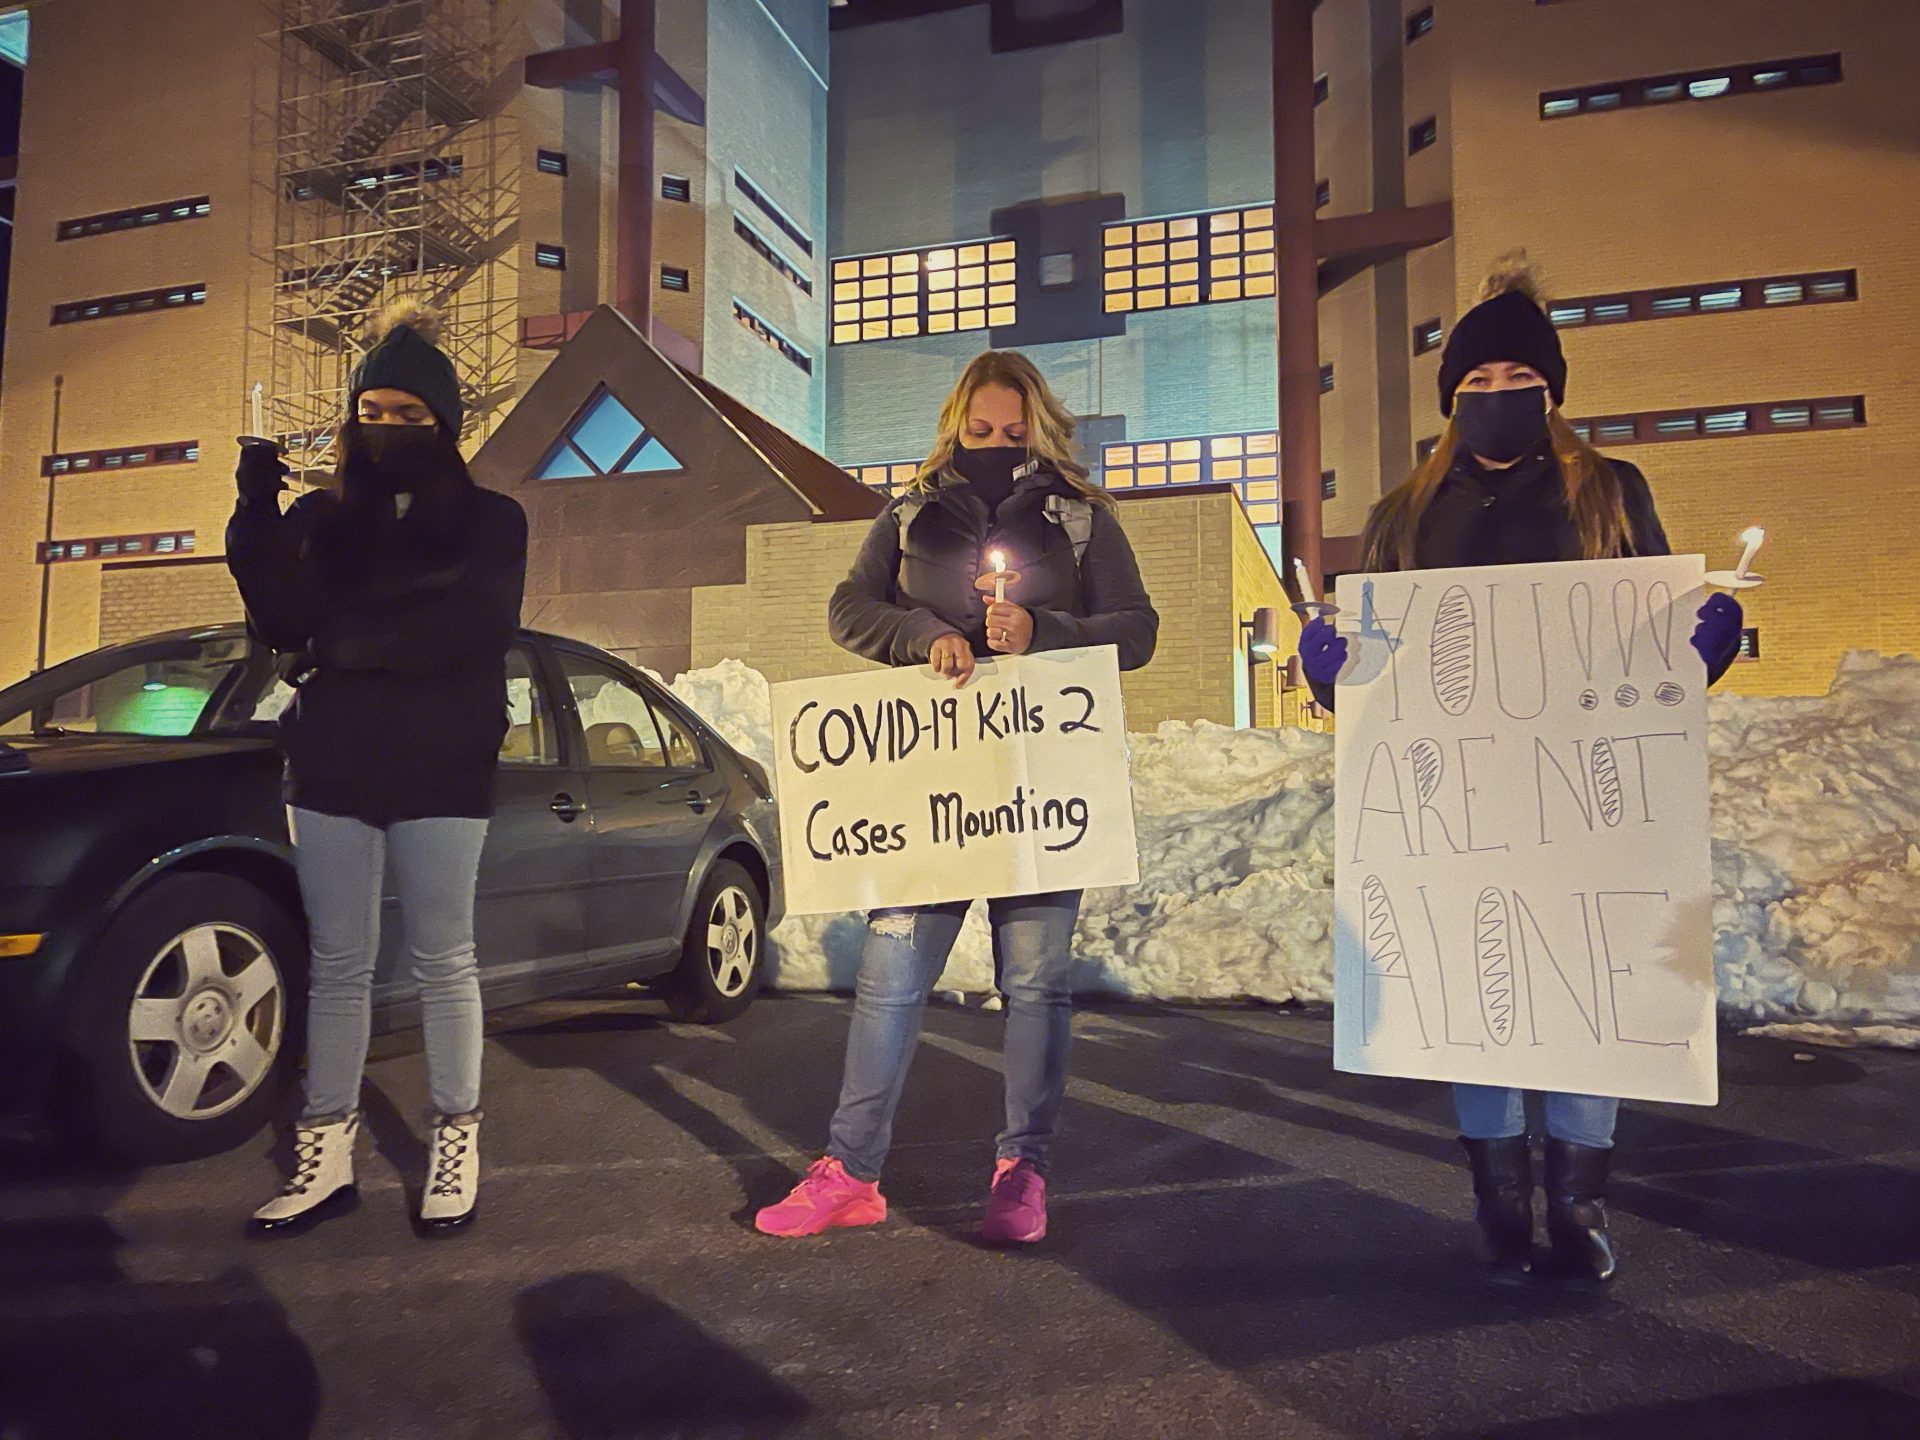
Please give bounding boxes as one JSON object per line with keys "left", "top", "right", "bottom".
{"left": 829, "top": 467, "right": 1158, "bottom": 671}
{"left": 226, "top": 483, "right": 527, "bottom": 825}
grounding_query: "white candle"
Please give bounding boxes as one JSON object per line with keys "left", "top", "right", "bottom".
{"left": 991, "top": 549, "right": 1007, "bottom": 604}
{"left": 1733, "top": 525, "right": 1766, "bottom": 581}
{"left": 1292, "top": 556, "right": 1317, "bottom": 606}
{"left": 249, "top": 382, "right": 265, "bottom": 438}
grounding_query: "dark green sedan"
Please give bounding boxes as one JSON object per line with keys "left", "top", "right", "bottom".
{"left": 0, "top": 624, "right": 782, "bottom": 1161}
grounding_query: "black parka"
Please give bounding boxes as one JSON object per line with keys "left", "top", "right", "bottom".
{"left": 225, "top": 483, "right": 527, "bottom": 825}
{"left": 828, "top": 468, "right": 1158, "bottom": 671}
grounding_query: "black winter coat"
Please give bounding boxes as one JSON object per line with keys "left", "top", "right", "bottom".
{"left": 1312, "top": 445, "right": 1690, "bottom": 709}
{"left": 225, "top": 483, "right": 528, "bottom": 825}
{"left": 829, "top": 468, "right": 1159, "bottom": 671}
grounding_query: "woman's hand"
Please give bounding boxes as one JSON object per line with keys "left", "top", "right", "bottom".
{"left": 985, "top": 601, "right": 1034, "bottom": 655}
{"left": 1691, "top": 593, "right": 1744, "bottom": 677}
{"left": 1297, "top": 615, "right": 1348, "bottom": 685}
{"left": 929, "top": 631, "right": 977, "bottom": 688}
{"left": 235, "top": 442, "right": 290, "bottom": 507}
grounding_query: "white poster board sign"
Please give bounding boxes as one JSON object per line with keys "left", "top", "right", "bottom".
{"left": 771, "top": 646, "right": 1140, "bottom": 915}
{"left": 1332, "top": 556, "right": 1717, "bottom": 1105}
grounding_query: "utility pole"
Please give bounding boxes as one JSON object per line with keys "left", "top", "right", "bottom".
{"left": 34, "top": 373, "right": 63, "bottom": 673}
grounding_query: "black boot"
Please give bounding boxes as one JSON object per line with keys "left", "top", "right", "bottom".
{"left": 1460, "top": 1135, "right": 1534, "bottom": 1278}
{"left": 1544, "top": 1138, "right": 1617, "bottom": 1282}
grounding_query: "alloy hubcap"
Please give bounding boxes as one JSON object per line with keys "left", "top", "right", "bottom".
{"left": 704, "top": 887, "right": 758, "bottom": 998}
{"left": 128, "top": 922, "right": 285, "bottom": 1121}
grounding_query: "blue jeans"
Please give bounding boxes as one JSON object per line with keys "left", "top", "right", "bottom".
{"left": 1451, "top": 1084, "right": 1619, "bottom": 1150}
{"left": 289, "top": 808, "right": 489, "bottom": 1120}
{"left": 826, "top": 891, "right": 1082, "bottom": 1182}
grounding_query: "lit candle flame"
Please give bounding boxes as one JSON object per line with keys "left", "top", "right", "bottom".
{"left": 991, "top": 550, "right": 1006, "bottom": 573}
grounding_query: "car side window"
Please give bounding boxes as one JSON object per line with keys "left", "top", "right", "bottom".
{"left": 649, "top": 699, "right": 707, "bottom": 772}
{"left": 2, "top": 636, "right": 248, "bottom": 738}
{"left": 560, "top": 654, "right": 668, "bottom": 770}
{"left": 502, "top": 646, "right": 560, "bottom": 766}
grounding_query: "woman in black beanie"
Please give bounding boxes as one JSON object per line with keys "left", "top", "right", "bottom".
{"left": 226, "top": 300, "right": 526, "bottom": 1236}
{"left": 1297, "top": 257, "right": 1745, "bottom": 1283}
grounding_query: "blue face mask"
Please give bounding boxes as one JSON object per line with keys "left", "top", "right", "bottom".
{"left": 1454, "top": 386, "right": 1550, "bottom": 463}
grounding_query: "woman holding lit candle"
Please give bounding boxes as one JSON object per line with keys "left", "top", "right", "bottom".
{"left": 755, "top": 351, "right": 1158, "bottom": 1245}
{"left": 1295, "top": 257, "right": 1745, "bottom": 1283}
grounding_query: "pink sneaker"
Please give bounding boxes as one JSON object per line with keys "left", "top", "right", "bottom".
{"left": 754, "top": 1156, "right": 888, "bottom": 1237}
{"left": 982, "top": 1158, "right": 1048, "bottom": 1244}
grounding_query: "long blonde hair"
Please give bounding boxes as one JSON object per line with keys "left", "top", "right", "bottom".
{"left": 1362, "top": 259, "right": 1631, "bottom": 571}
{"left": 911, "top": 350, "right": 1114, "bottom": 510}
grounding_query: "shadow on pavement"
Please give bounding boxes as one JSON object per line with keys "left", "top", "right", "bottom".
{"left": 514, "top": 1271, "right": 812, "bottom": 1439}
{"left": 1426, "top": 1372, "right": 1920, "bottom": 1439}
{"left": 0, "top": 1134, "right": 320, "bottom": 1440}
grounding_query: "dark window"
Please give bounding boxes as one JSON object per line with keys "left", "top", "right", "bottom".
{"left": 535, "top": 244, "right": 566, "bottom": 270}
{"left": 732, "top": 213, "right": 814, "bottom": 294}
{"left": 52, "top": 284, "right": 206, "bottom": 325}
{"left": 732, "top": 298, "right": 812, "bottom": 375}
{"left": 1314, "top": 73, "right": 1330, "bottom": 105}
{"left": 1319, "top": 362, "right": 1335, "bottom": 394}
{"left": 1406, "top": 6, "right": 1434, "bottom": 44}
{"left": 1739, "top": 627, "right": 1760, "bottom": 661}
{"left": 1415, "top": 435, "right": 1440, "bottom": 462}
{"left": 1408, "top": 116, "right": 1438, "bottom": 154}
{"left": 662, "top": 174, "right": 692, "bottom": 202}
{"left": 1414, "top": 317, "right": 1444, "bottom": 354}
{"left": 1315, "top": 179, "right": 1331, "bottom": 210}
{"left": 1041, "top": 252, "right": 1077, "bottom": 290}
{"left": 1541, "top": 52, "right": 1842, "bottom": 119}
{"left": 57, "top": 195, "right": 210, "bottom": 242}
{"left": 733, "top": 169, "right": 813, "bottom": 257}
{"left": 38, "top": 529, "right": 195, "bottom": 564}
{"left": 536, "top": 149, "right": 568, "bottom": 176}
{"left": 989, "top": 0, "right": 1123, "bottom": 53}
{"left": 286, "top": 159, "right": 461, "bottom": 202}
{"left": 1550, "top": 269, "right": 1859, "bottom": 328}
{"left": 661, "top": 266, "right": 690, "bottom": 292}
{"left": 1571, "top": 395, "right": 1866, "bottom": 446}
{"left": 43, "top": 439, "right": 200, "bottom": 477}
{"left": 1321, "top": 469, "right": 1337, "bottom": 499}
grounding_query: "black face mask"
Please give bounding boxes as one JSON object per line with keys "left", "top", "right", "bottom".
{"left": 1453, "top": 386, "right": 1550, "bottom": 465}
{"left": 351, "top": 421, "right": 439, "bottom": 493}
{"left": 951, "top": 444, "right": 1028, "bottom": 510}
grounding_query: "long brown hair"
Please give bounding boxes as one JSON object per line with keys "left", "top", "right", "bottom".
{"left": 1362, "top": 258, "right": 1632, "bottom": 571}
{"left": 911, "top": 350, "right": 1115, "bottom": 510}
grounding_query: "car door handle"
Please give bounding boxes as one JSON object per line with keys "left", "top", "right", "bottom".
{"left": 550, "top": 793, "right": 587, "bottom": 822}
{"left": 684, "top": 790, "right": 708, "bottom": 814}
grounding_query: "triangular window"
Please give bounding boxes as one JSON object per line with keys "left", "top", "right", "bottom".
{"left": 533, "top": 388, "right": 683, "bottom": 480}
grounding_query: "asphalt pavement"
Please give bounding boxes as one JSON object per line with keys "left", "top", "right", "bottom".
{"left": 2, "top": 996, "right": 1916, "bottom": 1439}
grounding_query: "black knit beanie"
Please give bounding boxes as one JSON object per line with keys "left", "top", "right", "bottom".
{"left": 1437, "top": 288, "right": 1567, "bottom": 417}
{"left": 348, "top": 301, "right": 463, "bottom": 435}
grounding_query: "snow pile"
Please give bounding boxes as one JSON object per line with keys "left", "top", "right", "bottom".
{"left": 670, "top": 652, "right": 1920, "bottom": 1031}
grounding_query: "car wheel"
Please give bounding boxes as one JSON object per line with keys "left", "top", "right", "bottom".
{"left": 663, "top": 860, "right": 765, "bottom": 1024}
{"left": 65, "top": 873, "right": 306, "bottom": 1163}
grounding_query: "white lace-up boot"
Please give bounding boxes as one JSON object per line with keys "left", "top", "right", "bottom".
{"left": 249, "top": 1113, "right": 360, "bottom": 1235}
{"left": 419, "top": 1112, "right": 482, "bottom": 1231}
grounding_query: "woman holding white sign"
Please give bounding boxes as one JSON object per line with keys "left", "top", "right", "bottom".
{"left": 755, "top": 351, "right": 1158, "bottom": 1245}
{"left": 1296, "top": 258, "right": 1746, "bottom": 1282}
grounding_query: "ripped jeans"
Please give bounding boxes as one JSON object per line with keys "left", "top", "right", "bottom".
{"left": 826, "top": 891, "right": 1082, "bottom": 1182}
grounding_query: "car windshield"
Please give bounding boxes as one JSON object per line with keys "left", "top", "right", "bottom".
{"left": 0, "top": 634, "right": 266, "bottom": 738}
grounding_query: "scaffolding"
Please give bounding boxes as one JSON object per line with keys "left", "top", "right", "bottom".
{"left": 254, "top": 0, "right": 518, "bottom": 468}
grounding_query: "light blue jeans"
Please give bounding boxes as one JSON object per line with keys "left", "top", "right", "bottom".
{"left": 289, "top": 808, "right": 489, "bottom": 1120}
{"left": 827, "top": 892, "right": 1082, "bottom": 1182}
{"left": 1452, "top": 1084, "right": 1619, "bottom": 1150}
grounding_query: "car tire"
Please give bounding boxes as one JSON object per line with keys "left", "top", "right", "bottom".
{"left": 662, "top": 860, "right": 765, "bottom": 1024}
{"left": 64, "top": 873, "right": 306, "bottom": 1164}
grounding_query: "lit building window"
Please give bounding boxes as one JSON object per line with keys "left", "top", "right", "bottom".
{"left": 1321, "top": 469, "right": 1337, "bottom": 499}
{"left": 733, "top": 298, "right": 813, "bottom": 373}
{"left": 537, "top": 149, "right": 568, "bottom": 176}
{"left": 533, "top": 388, "right": 683, "bottom": 481}
{"left": 535, "top": 243, "right": 566, "bottom": 270}
{"left": 44, "top": 439, "right": 199, "bottom": 477}
{"left": 52, "top": 284, "right": 207, "bottom": 325}
{"left": 1413, "top": 317, "right": 1444, "bottom": 354}
{"left": 58, "top": 196, "right": 211, "bottom": 241}
{"left": 1549, "top": 270, "right": 1857, "bottom": 328}
{"left": 846, "top": 458, "right": 924, "bottom": 498}
{"left": 1102, "top": 206, "right": 1274, "bottom": 315}
{"left": 1571, "top": 395, "right": 1866, "bottom": 446}
{"left": 662, "top": 174, "right": 692, "bottom": 202}
{"left": 1102, "top": 428, "right": 1285, "bottom": 564}
{"left": 831, "top": 237, "right": 1018, "bottom": 345}
{"left": 38, "top": 530, "right": 196, "bottom": 564}
{"left": 661, "top": 266, "right": 690, "bottom": 292}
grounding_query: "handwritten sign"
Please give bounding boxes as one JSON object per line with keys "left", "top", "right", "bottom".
{"left": 770, "top": 646, "right": 1140, "bottom": 915}
{"left": 1332, "top": 556, "right": 1717, "bottom": 1105}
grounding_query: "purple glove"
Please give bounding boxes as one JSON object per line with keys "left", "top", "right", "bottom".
{"left": 1298, "top": 615, "right": 1348, "bottom": 686}
{"left": 1691, "top": 593, "right": 1743, "bottom": 684}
